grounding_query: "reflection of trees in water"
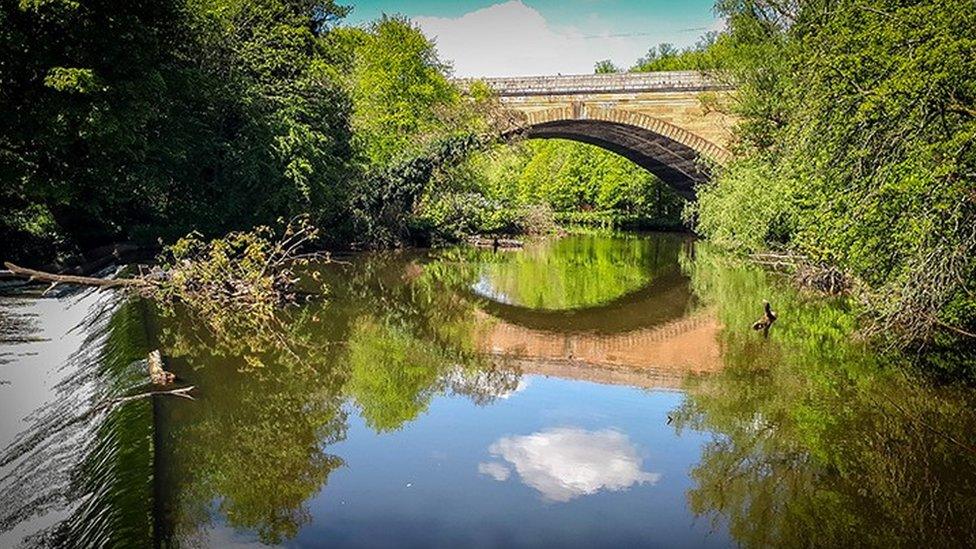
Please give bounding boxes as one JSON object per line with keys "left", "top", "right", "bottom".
{"left": 158, "top": 351, "right": 348, "bottom": 546}
{"left": 153, "top": 249, "right": 521, "bottom": 544}
{"left": 346, "top": 316, "right": 446, "bottom": 432}
{"left": 10, "top": 237, "right": 703, "bottom": 545}
{"left": 675, "top": 246, "right": 976, "bottom": 547}
{"left": 342, "top": 251, "right": 520, "bottom": 432}
{"left": 9, "top": 236, "right": 693, "bottom": 545}
{"left": 1, "top": 248, "right": 524, "bottom": 546}
{"left": 467, "top": 233, "right": 687, "bottom": 310}
{"left": 12, "top": 242, "right": 975, "bottom": 547}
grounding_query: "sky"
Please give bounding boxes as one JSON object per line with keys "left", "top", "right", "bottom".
{"left": 343, "top": 0, "right": 722, "bottom": 77}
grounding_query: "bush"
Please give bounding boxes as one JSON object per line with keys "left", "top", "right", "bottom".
{"left": 693, "top": 0, "right": 976, "bottom": 348}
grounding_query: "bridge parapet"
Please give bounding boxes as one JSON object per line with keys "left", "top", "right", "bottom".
{"left": 457, "top": 70, "right": 730, "bottom": 97}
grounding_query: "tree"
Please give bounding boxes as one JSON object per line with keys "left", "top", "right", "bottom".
{"left": 594, "top": 59, "right": 620, "bottom": 74}
{"left": 0, "top": 0, "right": 355, "bottom": 262}
{"left": 693, "top": 0, "right": 976, "bottom": 347}
{"left": 629, "top": 38, "right": 725, "bottom": 72}
{"left": 347, "top": 15, "right": 461, "bottom": 168}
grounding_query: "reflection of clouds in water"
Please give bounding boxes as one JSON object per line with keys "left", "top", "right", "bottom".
{"left": 471, "top": 277, "right": 512, "bottom": 305}
{"left": 497, "top": 378, "right": 530, "bottom": 400}
{"left": 478, "top": 427, "right": 660, "bottom": 502}
{"left": 478, "top": 461, "right": 512, "bottom": 481}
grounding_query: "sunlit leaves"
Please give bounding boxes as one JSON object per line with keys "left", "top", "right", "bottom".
{"left": 694, "top": 0, "right": 976, "bottom": 345}
{"left": 675, "top": 245, "right": 976, "bottom": 547}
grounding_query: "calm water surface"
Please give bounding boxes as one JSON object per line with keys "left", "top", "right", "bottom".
{"left": 1, "top": 233, "right": 975, "bottom": 548}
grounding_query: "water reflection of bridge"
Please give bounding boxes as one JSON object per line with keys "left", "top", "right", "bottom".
{"left": 473, "top": 268, "right": 693, "bottom": 334}
{"left": 477, "top": 310, "right": 722, "bottom": 391}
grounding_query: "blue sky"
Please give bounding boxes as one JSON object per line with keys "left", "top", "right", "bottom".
{"left": 342, "top": 1, "right": 721, "bottom": 77}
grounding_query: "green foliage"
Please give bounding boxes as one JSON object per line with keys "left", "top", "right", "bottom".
{"left": 1, "top": 0, "right": 502, "bottom": 259}
{"left": 42, "top": 67, "right": 100, "bottom": 92}
{"left": 675, "top": 245, "right": 976, "bottom": 547}
{"left": 152, "top": 218, "right": 325, "bottom": 370}
{"left": 347, "top": 15, "right": 462, "bottom": 167}
{"left": 420, "top": 139, "right": 686, "bottom": 241}
{"left": 630, "top": 33, "right": 726, "bottom": 72}
{"left": 6, "top": 0, "right": 693, "bottom": 258}
{"left": 694, "top": 0, "right": 976, "bottom": 345}
{"left": 352, "top": 133, "right": 493, "bottom": 247}
{"left": 0, "top": 0, "right": 353, "bottom": 262}
{"left": 509, "top": 140, "right": 683, "bottom": 220}
{"left": 594, "top": 59, "right": 620, "bottom": 74}
{"left": 687, "top": 157, "right": 796, "bottom": 250}
{"left": 332, "top": 16, "right": 500, "bottom": 247}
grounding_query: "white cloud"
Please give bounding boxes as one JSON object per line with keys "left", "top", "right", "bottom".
{"left": 482, "top": 427, "right": 660, "bottom": 502}
{"left": 415, "top": 1, "right": 651, "bottom": 77}
{"left": 478, "top": 461, "right": 513, "bottom": 481}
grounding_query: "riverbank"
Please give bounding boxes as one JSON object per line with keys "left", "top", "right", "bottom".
{"left": 688, "top": 0, "right": 975, "bottom": 352}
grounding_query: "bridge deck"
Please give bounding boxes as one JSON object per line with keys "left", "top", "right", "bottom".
{"left": 456, "top": 70, "right": 731, "bottom": 97}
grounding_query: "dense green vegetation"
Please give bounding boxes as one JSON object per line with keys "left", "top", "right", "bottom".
{"left": 629, "top": 34, "right": 725, "bottom": 72}
{"left": 0, "top": 0, "right": 699, "bottom": 260}
{"left": 689, "top": 0, "right": 976, "bottom": 347}
{"left": 676, "top": 245, "right": 976, "bottom": 546}
{"left": 0, "top": 2, "right": 489, "bottom": 263}
{"left": 416, "top": 139, "right": 686, "bottom": 242}
{"left": 584, "top": 1, "right": 976, "bottom": 351}
{"left": 1, "top": 0, "right": 356, "bottom": 258}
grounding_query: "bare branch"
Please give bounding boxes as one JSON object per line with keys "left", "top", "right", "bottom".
{"left": 94, "top": 386, "right": 196, "bottom": 412}
{"left": 3, "top": 262, "right": 148, "bottom": 290}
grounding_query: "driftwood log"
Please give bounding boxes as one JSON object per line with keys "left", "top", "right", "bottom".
{"left": 3, "top": 262, "right": 147, "bottom": 290}
{"left": 467, "top": 236, "right": 524, "bottom": 250}
{"left": 93, "top": 386, "right": 195, "bottom": 413}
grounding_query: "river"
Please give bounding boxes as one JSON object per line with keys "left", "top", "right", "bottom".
{"left": 1, "top": 233, "right": 975, "bottom": 548}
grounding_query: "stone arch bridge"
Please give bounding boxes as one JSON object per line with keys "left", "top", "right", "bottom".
{"left": 459, "top": 71, "right": 735, "bottom": 199}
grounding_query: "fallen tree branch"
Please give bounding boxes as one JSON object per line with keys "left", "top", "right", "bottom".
{"left": 935, "top": 319, "right": 976, "bottom": 339}
{"left": 747, "top": 253, "right": 851, "bottom": 295}
{"left": 94, "top": 386, "right": 196, "bottom": 412}
{"left": 3, "top": 262, "right": 148, "bottom": 290}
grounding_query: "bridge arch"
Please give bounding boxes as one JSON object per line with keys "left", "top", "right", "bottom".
{"left": 508, "top": 105, "right": 731, "bottom": 200}
{"left": 460, "top": 71, "right": 736, "bottom": 199}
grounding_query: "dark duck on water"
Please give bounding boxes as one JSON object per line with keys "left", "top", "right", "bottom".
{"left": 752, "top": 300, "right": 777, "bottom": 338}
